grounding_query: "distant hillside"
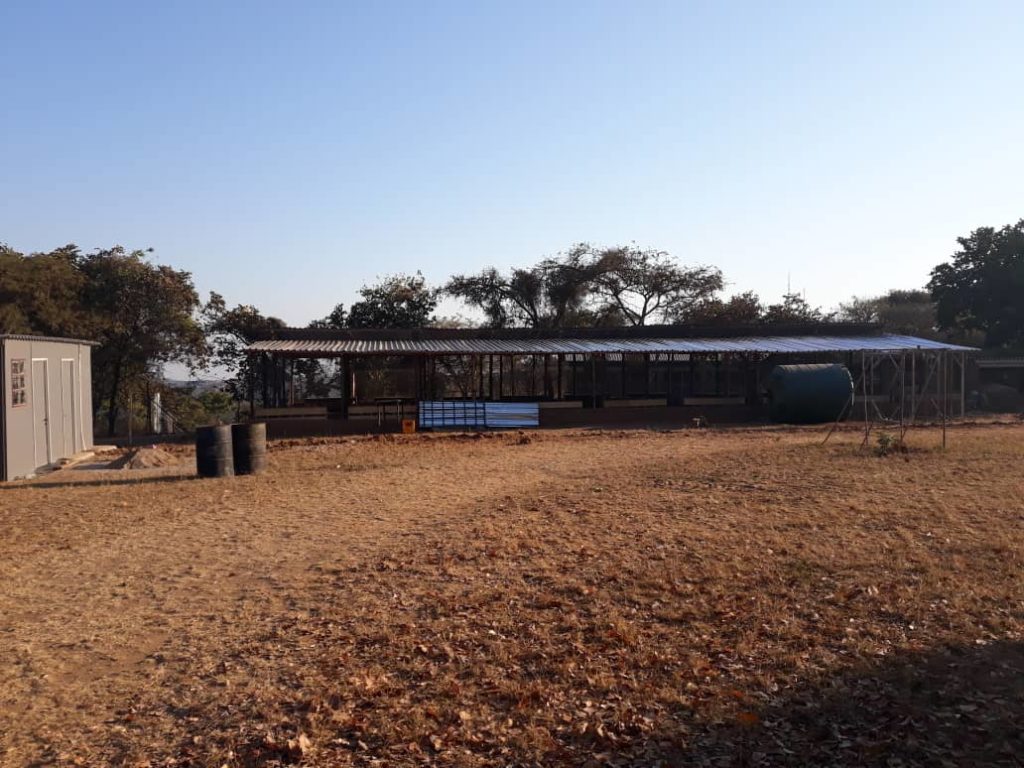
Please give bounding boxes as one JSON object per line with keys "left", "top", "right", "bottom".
{"left": 163, "top": 379, "right": 225, "bottom": 395}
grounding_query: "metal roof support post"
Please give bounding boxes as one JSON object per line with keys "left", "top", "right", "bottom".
{"left": 413, "top": 357, "right": 419, "bottom": 402}
{"left": 261, "top": 353, "right": 269, "bottom": 408}
{"left": 289, "top": 358, "right": 295, "bottom": 407}
{"left": 860, "top": 351, "right": 871, "bottom": 448}
{"left": 590, "top": 354, "right": 598, "bottom": 408}
{"left": 688, "top": 355, "right": 696, "bottom": 402}
{"left": 942, "top": 351, "right": 948, "bottom": 449}
{"left": 277, "top": 356, "right": 285, "bottom": 407}
{"left": 954, "top": 352, "right": 962, "bottom": 417}
{"left": 898, "top": 351, "right": 906, "bottom": 442}
{"left": 248, "top": 359, "right": 256, "bottom": 419}
{"left": 340, "top": 356, "right": 350, "bottom": 419}
{"left": 272, "top": 353, "right": 279, "bottom": 407}
{"left": 557, "top": 354, "right": 563, "bottom": 400}
{"left": 667, "top": 353, "right": 675, "bottom": 405}
{"left": 911, "top": 351, "right": 916, "bottom": 426}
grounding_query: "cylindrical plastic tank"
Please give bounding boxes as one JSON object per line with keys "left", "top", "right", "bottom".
{"left": 767, "top": 364, "right": 854, "bottom": 424}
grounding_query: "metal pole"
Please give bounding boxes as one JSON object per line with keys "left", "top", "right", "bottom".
{"left": 341, "top": 356, "right": 350, "bottom": 419}
{"left": 249, "top": 360, "right": 256, "bottom": 419}
{"left": 898, "top": 351, "right": 906, "bottom": 441}
{"left": 668, "top": 353, "right": 675, "bottom": 405}
{"left": 960, "top": 351, "right": 966, "bottom": 418}
{"left": 261, "top": 353, "right": 270, "bottom": 407}
{"left": 861, "top": 351, "right": 870, "bottom": 447}
{"left": 911, "top": 352, "right": 916, "bottom": 426}
{"left": 942, "top": 351, "right": 947, "bottom": 449}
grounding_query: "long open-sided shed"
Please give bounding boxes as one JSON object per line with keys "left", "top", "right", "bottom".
{"left": 246, "top": 324, "right": 975, "bottom": 437}
{"left": 1, "top": 335, "right": 95, "bottom": 480}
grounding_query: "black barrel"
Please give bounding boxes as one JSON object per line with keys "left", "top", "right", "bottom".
{"left": 196, "top": 425, "right": 234, "bottom": 477}
{"left": 231, "top": 422, "right": 267, "bottom": 476}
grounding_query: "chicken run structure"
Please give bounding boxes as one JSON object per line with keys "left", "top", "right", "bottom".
{"left": 243, "top": 323, "right": 975, "bottom": 439}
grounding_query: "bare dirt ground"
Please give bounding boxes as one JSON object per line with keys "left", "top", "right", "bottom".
{"left": 1, "top": 424, "right": 1023, "bottom": 767}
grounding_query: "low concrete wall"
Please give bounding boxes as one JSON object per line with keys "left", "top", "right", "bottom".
{"left": 539, "top": 404, "right": 765, "bottom": 429}
{"left": 266, "top": 418, "right": 405, "bottom": 440}
{"left": 262, "top": 403, "right": 768, "bottom": 439}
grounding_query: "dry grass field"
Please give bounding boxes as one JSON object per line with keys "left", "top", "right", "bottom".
{"left": 2, "top": 425, "right": 1023, "bottom": 767}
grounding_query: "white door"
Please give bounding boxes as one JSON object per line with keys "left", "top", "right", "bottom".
{"left": 32, "top": 360, "right": 52, "bottom": 467}
{"left": 61, "top": 360, "right": 77, "bottom": 455}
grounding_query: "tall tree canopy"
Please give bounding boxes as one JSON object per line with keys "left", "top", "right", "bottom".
{"left": 202, "top": 292, "right": 286, "bottom": 402}
{"left": 310, "top": 303, "right": 348, "bottom": 330}
{"left": 928, "top": 220, "right": 1024, "bottom": 348}
{"left": 81, "top": 248, "right": 207, "bottom": 435}
{"left": 682, "top": 291, "right": 765, "bottom": 324}
{"left": 762, "top": 292, "right": 830, "bottom": 323}
{"left": 446, "top": 246, "right": 603, "bottom": 328}
{"left": 592, "top": 246, "right": 723, "bottom": 325}
{"left": 0, "top": 244, "right": 90, "bottom": 336}
{"left": 346, "top": 272, "right": 437, "bottom": 329}
{"left": 446, "top": 244, "right": 722, "bottom": 328}
{"left": 838, "top": 289, "right": 938, "bottom": 338}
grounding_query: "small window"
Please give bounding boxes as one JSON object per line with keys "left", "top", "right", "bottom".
{"left": 11, "top": 359, "right": 27, "bottom": 407}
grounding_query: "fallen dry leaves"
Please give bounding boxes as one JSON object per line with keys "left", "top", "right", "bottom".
{"left": 1, "top": 424, "right": 1022, "bottom": 766}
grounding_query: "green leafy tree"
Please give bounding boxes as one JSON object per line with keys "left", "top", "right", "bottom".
{"left": 838, "top": 289, "right": 938, "bottom": 337}
{"left": 446, "top": 245, "right": 608, "bottom": 328}
{"left": 681, "top": 291, "right": 765, "bottom": 324}
{"left": 448, "top": 244, "right": 726, "bottom": 328}
{"left": 592, "top": 245, "right": 723, "bottom": 326}
{"left": 81, "top": 248, "right": 207, "bottom": 436}
{"left": 763, "top": 292, "right": 831, "bottom": 323}
{"left": 347, "top": 272, "right": 437, "bottom": 328}
{"left": 0, "top": 244, "right": 90, "bottom": 335}
{"left": 310, "top": 303, "right": 348, "bottom": 329}
{"left": 201, "top": 293, "right": 287, "bottom": 404}
{"left": 928, "top": 220, "right": 1024, "bottom": 348}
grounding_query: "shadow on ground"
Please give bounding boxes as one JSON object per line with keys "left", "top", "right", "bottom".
{"left": 662, "top": 639, "right": 1024, "bottom": 767}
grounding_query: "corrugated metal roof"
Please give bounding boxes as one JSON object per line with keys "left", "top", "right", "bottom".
{"left": 0, "top": 334, "right": 99, "bottom": 346}
{"left": 248, "top": 334, "right": 976, "bottom": 356}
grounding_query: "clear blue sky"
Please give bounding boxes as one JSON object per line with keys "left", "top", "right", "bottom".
{"left": 2, "top": 0, "right": 1022, "bottom": 324}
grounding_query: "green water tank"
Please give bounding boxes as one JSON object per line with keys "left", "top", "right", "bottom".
{"left": 767, "top": 364, "right": 854, "bottom": 424}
